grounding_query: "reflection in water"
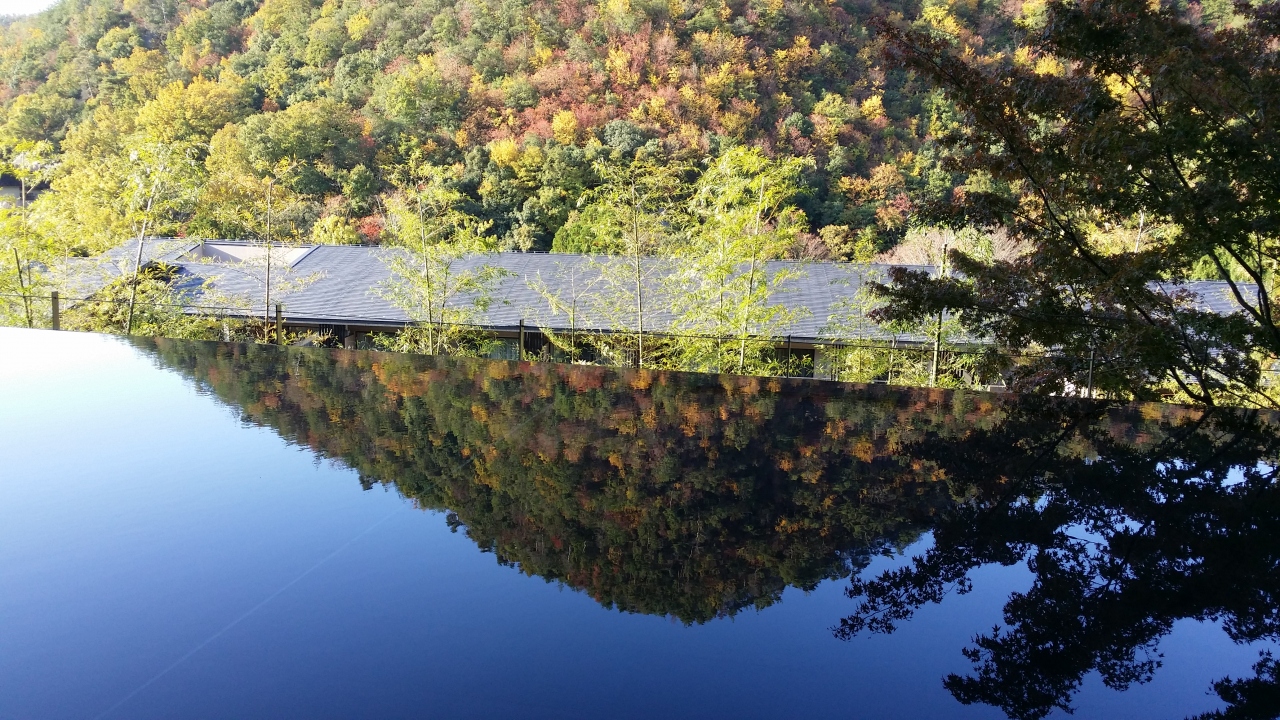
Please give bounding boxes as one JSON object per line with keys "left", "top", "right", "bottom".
{"left": 834, "top": 396, "right": 1280, "bottom": 720}
{"left": 133, "top": 338, "right": 1280, "bottom": 719}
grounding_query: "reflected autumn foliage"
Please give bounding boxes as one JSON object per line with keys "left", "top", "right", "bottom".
{"left": 137, "top": 337, "right": 982, "bottom": 622}
{"left": 133, "top": 338, "right": 1280, "bottom": 719}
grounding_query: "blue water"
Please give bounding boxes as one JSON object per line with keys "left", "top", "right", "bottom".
{"left": 0, "top": 328, "right": 1267, "bottom": 719}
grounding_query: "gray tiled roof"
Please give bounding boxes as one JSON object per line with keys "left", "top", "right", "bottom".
{"left": 61, "top": 239, "right": 1262, "bottom": 345}
{"left": 1152, "top": 281, "right": 1256, "bottom": 317}
{"left": 275, "top": 245, "right": 931, "bottom": 341}
{"left": 57, "top": 238, "right": 199, "bottom": 300}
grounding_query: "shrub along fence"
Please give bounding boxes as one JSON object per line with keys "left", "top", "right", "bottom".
{"left": 4, "top": 290, "right": 1268, "bottom": 398}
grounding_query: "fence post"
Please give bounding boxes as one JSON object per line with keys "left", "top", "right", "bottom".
{"left": 51, "top": 291, "right": 59, "bottom": 330}
{"left": 930, "top": 240, "right": 950, "bottom": 388}
{"left": 930, "top": 312, "right": 943, "bottom": 388}
{"left": 275, "top": 303, "right": 283, "bottom": 344}
{"left": 518, "top": 319, "right": 526, "bottom": 361}
{"left": 1086, "top": 346, "right": 1095, "bottom": 399}
{"left": 888, "top": 339, "right": 896, "bottom": 385}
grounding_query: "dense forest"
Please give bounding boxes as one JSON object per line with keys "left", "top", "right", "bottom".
{"left": 0, "top": 0, "right": 1030, "bottom": 254}
{"left": 3, "top": 0, "right": 1275, "bottom": 407}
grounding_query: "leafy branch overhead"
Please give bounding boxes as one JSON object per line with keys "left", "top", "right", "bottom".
{"left": 869, "top": 0, "right": 1280, "bottom": 407}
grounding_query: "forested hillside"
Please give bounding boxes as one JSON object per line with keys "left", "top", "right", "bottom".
{"left": 0, "top": 0, "right": 1028, "bottom": 255}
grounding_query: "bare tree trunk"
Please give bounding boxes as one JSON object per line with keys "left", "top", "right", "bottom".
{"left": 631, "top": 184, "right": 643, "bottom": 369}
{"left": 738, "top": 253, "right": 759, "bottom": 374}
{"left": 634, "top": 253, "right": 643, "bottom": 369}
{"left": 930, "top": 237, "right": 951, "bottom": 388}
{"left": 124, "top": 193, "right": 155, "bottom": 336}
{"left": 717, "top": 289, "right": 724, "bottom": 374}
{"left": 264, "top": 182, "right": 273, "bottom": 323}
{"left": 18, "top": 178, "right": 34, "bottom": 327}
{"left": 12, "top": 249, "right": 31, "bottom": 328}
{"left": 570, "top": 297, "right": 578, "bottom": 363}
{"left": 737, "top": 182, "right": 768, "bottom": 374}
{"left": 264, "top": 243, "right": 272, "bottom": 324}
{"left": 424, "top": 188, "right": 435, "bottom": 351}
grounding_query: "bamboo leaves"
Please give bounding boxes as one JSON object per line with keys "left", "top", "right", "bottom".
{"left": 674, "top": 147, "right": 812, "bottom": 374}
{"left": 379, "top": 163, "right": 507, "bottom": 356}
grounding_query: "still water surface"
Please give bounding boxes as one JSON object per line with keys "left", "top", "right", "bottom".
{"left": 1, "top": 328, "right": 1276, "bottom": 719}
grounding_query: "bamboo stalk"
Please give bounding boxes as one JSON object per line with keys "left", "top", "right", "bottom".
{"left": 12, "top": 248, "right": 31, "bottom": 328}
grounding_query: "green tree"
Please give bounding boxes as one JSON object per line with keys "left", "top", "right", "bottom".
{"left": 120, "top": 141, "right": 201, "bottom": 334}
{"left": 238, "top": 98, "right": 367, "bottom": 197}
{"left": 675, "top": 147, "right": 811, "bottom": 374}
{"left": 872, "top": 1, "right": 1280, "bottom": 406}
{"left": 378, "top": 162, "right": 505, "bottom": 356}
{"left": 0, "top": 141, "right": 54, "bottom": 327}
{"left": 526, "top": 260, "right": 601, "bottom": 362}
{"left": 574, "top": 155, "right": 689, "bottom": 368}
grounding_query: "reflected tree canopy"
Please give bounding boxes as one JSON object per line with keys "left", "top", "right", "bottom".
{"left": 834, "top": 394, "right": 1280, "bottom": 720}
{"left": 133, "top": 338, "right": 1280, "bottom": 719}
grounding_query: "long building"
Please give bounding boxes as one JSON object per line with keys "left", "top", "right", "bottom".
{"left": 63, "top": 238, "right": 1256, "bottom": 366}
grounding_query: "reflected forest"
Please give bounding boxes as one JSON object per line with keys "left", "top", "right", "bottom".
{"left": 135, "top": 337, "right": 1280, "bottom": 720}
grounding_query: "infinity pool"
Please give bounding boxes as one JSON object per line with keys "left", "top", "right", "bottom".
{"left": 1, "top": 328, "right": 1274, "bottom": 719}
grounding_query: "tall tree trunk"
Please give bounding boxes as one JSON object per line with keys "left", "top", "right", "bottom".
{"left": 631, "top": 183, "right": 643, "bottom": 369}
{"left": 264, "top": 181, "right": 273, "bottom": 323}
{"left": 738, "top": 253, "right": 759, "bottom": 374}
{"left": 738, "top": 181, "right": 768, "bottom": 374}
{"left": 12, "top": 249, "right": 31, "bottom": 328}
{"left": 124, "top": 192, "right": 155, "bottom": 336}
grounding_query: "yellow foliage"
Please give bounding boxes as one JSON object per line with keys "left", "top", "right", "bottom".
{"left": 1034, "top": 54, "right": 1065, "bottom": 76}
{"left": 489, "top": 137, "right": 520, "bottom": 166}
{"left": 512, "top": 143, "right": 544, "bottom": 179}
{"left": 603, "top": 0, "right": 631, "bottom": 20}
{"left": 719, "top": 100, "right": 758, "bottom": 139}
{"left": 676, "top": 123, "right": 703, "bottom": 148}
{"left": 704, "top": 61, "right": 754, "bottom": 102}
{"left": 630, "top": 95, "right": 675, "bottom": 128}
{"left": 772, "top": 36, "right": 815, "bottom": 81}
{"left": 111, "top": 48, "right": 168, "bottom": 105}
{"left": 251, "top": 0, "right": 312, "bottom": 35}
{"left": 841, "top": 163, "right": 904, "bottom": 202}
{"left": 310, "top": 215, "right": 361, "bottom": 245}
{"left": 1018, "top": 0, "right": 1047, "bottom": 27}
{"left": 1104, "top": 73, "right": 1136, "bottom": 103}
{"left": 813, "top": 92, "right": 858, "bottom": 122}
{"left": 691, "top": 29, "right": 747, "bottom": 66}
{"left": 606, "top": 48, "right": 639, "bottom": 88}
{"left": 919, "top": 5, "right": 966, "bottom": 39}
{"left": 345, "top": 11, "right": 371, "bottom": 41}
{"left": 531, "top": 45, "right": 554, "bottom": 69}
{"left": 551, "top": 110, "right": 579, "bottom": 144}
{"left": 136, "top": 77, "right": 244, "bottom": 144}
{"left": 860, "top": 95, "right": 886, "bottom": 120}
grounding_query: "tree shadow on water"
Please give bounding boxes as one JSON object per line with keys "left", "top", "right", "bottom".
{"left": 836, "top": 396, "right": 1280, "bottom": 720}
